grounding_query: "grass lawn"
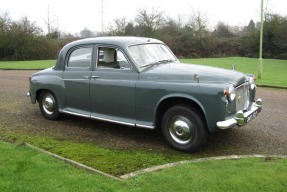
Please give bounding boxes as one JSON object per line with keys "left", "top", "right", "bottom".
{"left": 0, "top": 60, "right": 56, "bottom": 70}
{"left": 180, "top": 57, "right": 287, "bottom": 87}
{"left": 0, "top": 128, "right": 196, "bottom": 176}
{"left": 1, "top": 140, "right": 286, "bottom": 191}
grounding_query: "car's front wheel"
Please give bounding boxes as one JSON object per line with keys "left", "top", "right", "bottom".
{"left": 161, "top": 105, "right": 208, "bottom": 152}
{"left": 39, "top": 91, "right": 60, "bottom": 120}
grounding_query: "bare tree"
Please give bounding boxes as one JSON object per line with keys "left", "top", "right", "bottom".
{"left": 187, "top": 8, "right": 211, "bottom": 55}
{"left": 189, "top": 9, "right": 209, "bottom": 42}
{"left": 263, "top": 0, "right": 272, "bottom": 21}
{"left": 44, "top": 4, "right": 59, "bottom": 36}
{"left": 8, "top": 16, "right": 42, "bottom": 35}
{"left": 0, "top": 11, "right": 11, "bottom": 33}
{"left": 107, "top": 17, "right": 128, "bottom": 36}
{"left": 135, "top": 8, "right": 165, "bottom": 32}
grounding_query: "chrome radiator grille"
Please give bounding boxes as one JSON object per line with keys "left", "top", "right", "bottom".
{"left": 235, "top": 83, "right": 250, "bottom": 111}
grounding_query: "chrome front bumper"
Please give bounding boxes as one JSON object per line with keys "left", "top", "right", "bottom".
{"left": 217, "top": 98, "right": 262, "bottom": 129}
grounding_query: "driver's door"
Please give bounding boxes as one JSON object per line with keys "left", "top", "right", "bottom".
{"left": 89, "top": 46, "right": 138, "bottom": 125}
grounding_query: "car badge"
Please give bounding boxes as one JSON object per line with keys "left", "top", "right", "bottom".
{"left": 237, "top": 95, "right": 241, "bottom": 103}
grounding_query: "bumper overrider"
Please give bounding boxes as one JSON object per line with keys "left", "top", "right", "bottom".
{"left": 217, "top": 98, "right": 262, "bottom": 129}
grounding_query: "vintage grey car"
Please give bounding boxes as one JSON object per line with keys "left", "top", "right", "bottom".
{"left": 27, "top": 37, "right": 262, "bottom": 152}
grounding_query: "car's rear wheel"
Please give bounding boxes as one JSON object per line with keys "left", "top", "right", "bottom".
{"left": 39, "top": 91, "right": 60, "bottom": 120}
{"left": 161, "top": 105, "right": 208, "bottom": 152}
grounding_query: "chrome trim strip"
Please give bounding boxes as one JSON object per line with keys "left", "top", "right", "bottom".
{"left": 63, "top": 110, "right": 90, "bottom": 118}
{"left": 136, "top": 124, "right": 154, "bottom": 129}
{"left": 91, "top": 116, "right": 135, "bottom": 126}
{"left": 63, "top": 110, "right": 154, "bottom": 129}
{"left": 63, "top": 79, "right": 90, "bottom": 81}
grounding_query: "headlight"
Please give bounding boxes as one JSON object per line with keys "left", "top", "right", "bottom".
{"left": 225, "top": 86, "right": 236, "bottom": 102}
{"left": 249, "top": 76, "right": 256, "bottom": 90}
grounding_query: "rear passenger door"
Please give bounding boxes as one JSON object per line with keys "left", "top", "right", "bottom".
{"left": 62, "top": 45, "right": 93, "bottom": 117}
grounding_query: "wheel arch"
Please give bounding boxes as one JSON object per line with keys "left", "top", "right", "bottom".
{"left": 35, "top": 89, "right": 63, "bottom": 111}
{"left": 155, "top": 95, "right": 209, "bottom": 132}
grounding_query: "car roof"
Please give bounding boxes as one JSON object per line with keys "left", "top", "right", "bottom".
{"left": 55, "top": 36, "right": 164, "bottom": 70}
{"left": 64, "top": 36, "right": 163, "bottom": 49}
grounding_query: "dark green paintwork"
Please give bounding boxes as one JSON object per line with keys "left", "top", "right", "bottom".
{"left": 28, "top": 37, "right": 256, "bottom": 132}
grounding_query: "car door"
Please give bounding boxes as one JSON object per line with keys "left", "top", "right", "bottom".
{"left": 89, "top": 46, "right": 138, "bottom": 125}
{"left": 62, "top": 45, "right": 93, "bottom": 117}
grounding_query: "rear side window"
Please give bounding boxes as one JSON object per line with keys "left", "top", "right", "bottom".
{"left": 68, "top": 47, "right": 92, "bottom": 68}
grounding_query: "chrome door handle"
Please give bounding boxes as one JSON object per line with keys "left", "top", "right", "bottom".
{"left": 91, "top": 76, "right": 99, "bottom": 79}
{"left": 83, "top": 76, "right": 99, "bottom": 79}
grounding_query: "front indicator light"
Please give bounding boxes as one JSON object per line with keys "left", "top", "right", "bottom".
{"left": 249, "top": 76, "right": 256, "bottom": 90}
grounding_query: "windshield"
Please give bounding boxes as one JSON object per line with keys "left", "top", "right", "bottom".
{"left": 128, "top": 43, "right": 177, "bottom": 68}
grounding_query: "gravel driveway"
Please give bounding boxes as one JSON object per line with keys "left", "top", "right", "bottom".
{"left": 0, "top": 70, "right": 286, "bottom": 155}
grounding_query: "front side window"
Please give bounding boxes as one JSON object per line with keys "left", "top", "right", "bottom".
{"left": 67, "top": 47, "right": 92, "bottom": 68}
{"left": 128, "top": 43, "right": 177, "bottom": 68}
{"left": 97, "top": 47, "right": 131, "bottom": 69}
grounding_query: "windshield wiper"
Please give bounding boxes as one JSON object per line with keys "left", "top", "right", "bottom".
{"left": 140, "top": 62, "right": 157, "bottom": 68}
{"left": 158, "top": 59, "right": 173, "bottom": 63}
{"left": 140, "top": 59, "right": 173, "bottom": 68}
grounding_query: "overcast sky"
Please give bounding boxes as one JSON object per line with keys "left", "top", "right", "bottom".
{"left": 1, "top": 0, "right": 286, "bottom": 34}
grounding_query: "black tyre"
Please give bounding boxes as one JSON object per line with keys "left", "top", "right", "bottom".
{"left": 39, "top": 91, "right": 60, "bottom": 120}
{"left": 161, "top": 105, "right": 208, "bottom": 152}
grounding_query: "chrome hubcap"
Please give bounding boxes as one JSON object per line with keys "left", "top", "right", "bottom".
{"left": 168, "top": 116, "right": 193, "bottom": 145}
{"left": 42, "top": 94, "right": 55, "bottom": 115}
